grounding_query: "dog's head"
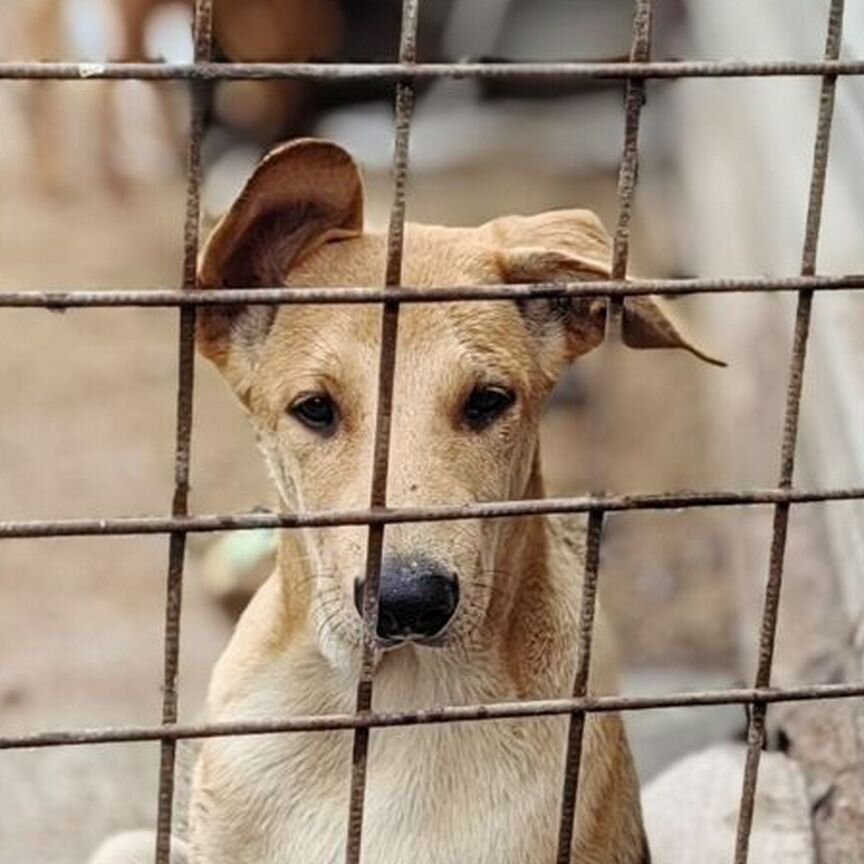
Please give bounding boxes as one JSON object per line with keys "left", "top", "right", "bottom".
{"left": 197, "top": 139, "right": 719, "bottom": 663}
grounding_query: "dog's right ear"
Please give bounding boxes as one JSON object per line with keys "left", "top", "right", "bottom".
{"left": 196, "top": 138, "right": 364, "bottom": 368}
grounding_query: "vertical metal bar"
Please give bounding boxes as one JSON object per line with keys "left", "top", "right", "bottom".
{"left": 732, "top": 2, "right": 845, "bottom": 861}
{"left": 154, "top": 2, "right": 212, "bottom": 863}
{"left": 556, "top": 3, "right": 653, "bottom": 858}
{"left": 344, "top": 2, "right": 420, "bottom": 864}
{"left": 555, "top": 509, "right": 605, "bottom": 864}
{"left": 606, "top": 0, "right": 654, "bottom": 339}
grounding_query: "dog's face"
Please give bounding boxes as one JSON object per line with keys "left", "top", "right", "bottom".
{"left": 198, "top": 140, "right": 717, "bottom": 662}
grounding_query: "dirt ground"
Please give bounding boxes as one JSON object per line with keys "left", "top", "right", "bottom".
{"left": 0, "top": 80, "right": 738, "bottom": 863}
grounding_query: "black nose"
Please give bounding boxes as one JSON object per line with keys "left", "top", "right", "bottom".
{"left": 354, "top": 555, "right": 459, "bottom": 642}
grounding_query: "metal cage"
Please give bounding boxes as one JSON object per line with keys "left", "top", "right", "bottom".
{"left": 1, "top": 1, "right": 861, "bottom": 863}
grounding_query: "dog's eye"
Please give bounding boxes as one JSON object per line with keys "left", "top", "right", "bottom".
{"left": 463, "top": 386, "right": 516, "bottom": 430}
{"left": 290, "top": 394, "right": 338, "bottom": 434}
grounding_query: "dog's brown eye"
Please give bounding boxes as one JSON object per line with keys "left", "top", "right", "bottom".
{"left": 463, "top": 386, "right": 515, "bottom": 430}
{"left": 290, "top": 394, "right": 338, "bottom": 434}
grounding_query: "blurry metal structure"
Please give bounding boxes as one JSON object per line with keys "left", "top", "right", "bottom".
{"left": 0, "top": 0, "right": 861, "bottom": 862}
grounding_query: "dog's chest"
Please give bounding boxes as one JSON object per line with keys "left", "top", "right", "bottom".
{"left": 193, "top": 692, "right": 568, "bottom": 864}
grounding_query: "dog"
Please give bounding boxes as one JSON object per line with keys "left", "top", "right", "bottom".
{"left": 89, "top": 138, "right": 721, "bottom": 864}
{"left": 23, "top": 0, "right": 344, "bottom": 193}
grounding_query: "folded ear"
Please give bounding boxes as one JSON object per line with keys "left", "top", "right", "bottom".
{"left": 618, "top": 295, "right": 726, "bottom": 366}
{"left": 196, "top": 138, "right": 364, "bottom": 367}
{"left": 485, "top": 210, "right": 725, "bottom": 368}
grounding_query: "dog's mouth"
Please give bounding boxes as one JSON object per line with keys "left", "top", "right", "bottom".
{"left": 375, "top": 630, "right": 451, "bottom": 652}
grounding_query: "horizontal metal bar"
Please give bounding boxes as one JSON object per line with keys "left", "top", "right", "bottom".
{"left": 3, "top": 275, "right": 864, "bottom": 310}
{"left": 2, "top": 681, "right": 862, "bottom": 751}
{"left": 2, "top": 60, "right": 864, "bottom": 82}
{"left": 2, "top": 486, "right": 862, "bottom": 540}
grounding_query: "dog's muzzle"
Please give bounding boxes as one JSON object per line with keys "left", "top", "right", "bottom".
{"left": 354, "top": 555, "right": 459, "bottom": 646}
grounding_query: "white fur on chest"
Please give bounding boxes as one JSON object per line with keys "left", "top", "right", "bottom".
{"left": 192, "top": 652, "right": 573, "bottom": 864}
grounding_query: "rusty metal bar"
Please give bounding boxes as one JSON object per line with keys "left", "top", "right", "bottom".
{"left": 733, "top": 2, "right": 845, "bottom": 862}
{"left": 153, "top": 3, "right": 212, "bottom": 863}
{"left": 0, "top": 7, "right": 858, "bottom": 864}
{"left": 2, "top": 274, "right": 863, "bottom": 309}
{"left": 607, "top": 0, "right": 654, "bottom": 330}
{"left": 556, "top": 510, "right": 604, "bottom": 863}
{"left": 3, "top": 60, "right": 864, "bottom": 82}
{"left": 555, "top": 3, "right": 654, "bottom": 857}
{"left": 3, "top": 681, "right": 864, "bottom": 752}
{"left": 2, "top": 486, "right": 863, "bottom": 540}
{"left": 344, "top": 3, "right": 419, "bottom": 863}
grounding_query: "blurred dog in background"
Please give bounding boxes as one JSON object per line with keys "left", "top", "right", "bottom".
{"left": 22, "top": 0, "right": 346, "bottom": 193}
{"left": 20, "top": 0, "right": 625, "bottom": 196}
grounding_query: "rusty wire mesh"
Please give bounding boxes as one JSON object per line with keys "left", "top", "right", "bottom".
{"left": 1, "top": 0, "right": 861, "bottom": 862}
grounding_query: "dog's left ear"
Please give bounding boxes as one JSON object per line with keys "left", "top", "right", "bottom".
{"left": 197, "top": 138, "right": 364, "bottom": 368}
{"left": 484, "top": 210, "right": 725, "bottom": 368}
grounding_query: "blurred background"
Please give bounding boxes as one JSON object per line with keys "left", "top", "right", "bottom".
{"left": 0, "top": 0, "right": 862, "bottom": 861}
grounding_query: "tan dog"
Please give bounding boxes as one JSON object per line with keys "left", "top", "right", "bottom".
{"left": 23, "top": 0, "right": 343, "bottom": 193}
{"left": 91, "top": 139, "right": 719, "bottom": 864}
{"left": 109, "top": 0, "right": 344, "bottom": 139}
